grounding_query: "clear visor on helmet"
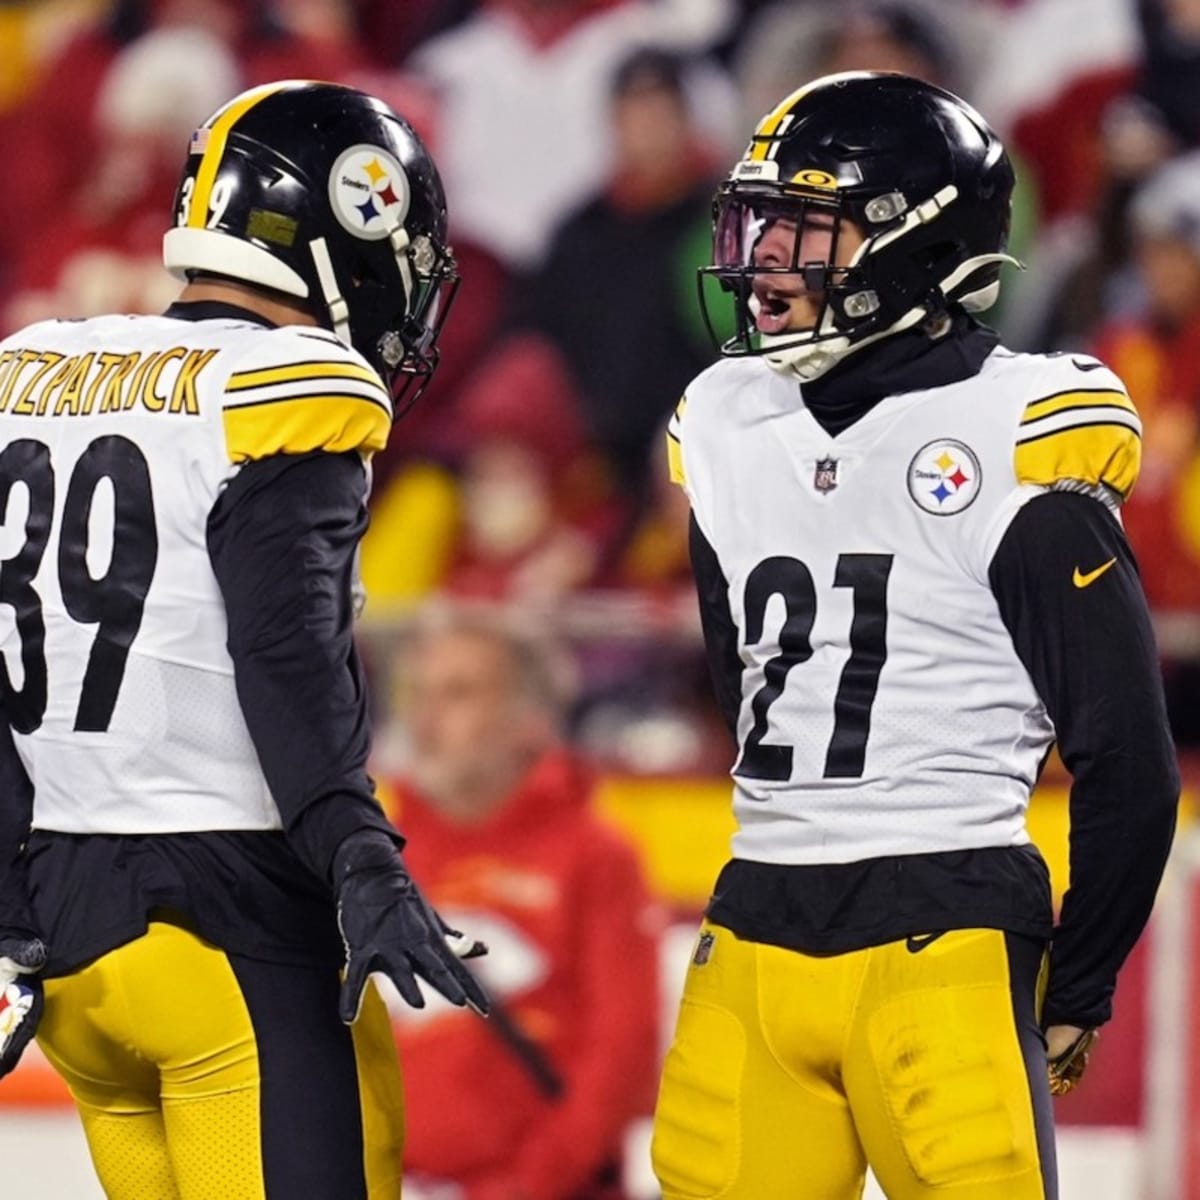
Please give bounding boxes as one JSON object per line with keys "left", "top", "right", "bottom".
{"left": 700, "top": 188, "right": 865, "bottom": 357}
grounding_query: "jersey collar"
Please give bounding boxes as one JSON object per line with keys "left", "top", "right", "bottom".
{"left": 801, "top": 312, "right": 1000, "bottom": 436}
{"left": 162, "top": 300, "right": 278, "bottom": 328}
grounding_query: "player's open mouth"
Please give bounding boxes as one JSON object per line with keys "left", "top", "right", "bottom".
{"left": 753, "top": 289, "right": 800, "bottom": 335}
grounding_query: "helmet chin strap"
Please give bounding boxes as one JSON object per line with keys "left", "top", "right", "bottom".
{"left": 761, "top": 307, "right": 928, "bottom": 381}
{"left": 308, "top": 226, "right": 419, "bottom": 354}
{"left": 389, "top": 226, "right": 414, "bottom": 307}
{"left": 760, "top": 251, "right": 1021, "bottom": 382}
{"left": 309, "top": 237, "right": 352, "bottom": 345}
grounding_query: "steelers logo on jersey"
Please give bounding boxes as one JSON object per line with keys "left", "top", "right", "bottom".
{"left": 328, "top": 145, "right": 411, "bottom": 241}
{"left": 907, "top": 439, "right": 982, "bottom": 516}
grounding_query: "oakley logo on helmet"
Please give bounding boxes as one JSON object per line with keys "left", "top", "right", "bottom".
{"left": 328, "top": 145, "right": 412, "bottom": 241}
{"left": 791, "top": 169, "right": 838, "bottom": 190}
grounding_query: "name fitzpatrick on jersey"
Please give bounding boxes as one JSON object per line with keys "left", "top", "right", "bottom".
{"left": 0, "top": 346, "right": 218, "bottom": 419}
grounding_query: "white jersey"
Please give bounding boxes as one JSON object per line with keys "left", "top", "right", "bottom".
{"left": 0, "top": 312, "right": 392, "bottom": 835}
{"left": 669, "top": 347, "right": 1141, "bottom": 865}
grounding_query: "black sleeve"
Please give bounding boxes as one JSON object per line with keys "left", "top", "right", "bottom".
{"left": 206, "top": 451, "right": 401, "bottom": 883}
{"left": 689, "top": 514, "right": 743, "bottom": 741}
{"left": 988, "top": 490, "right": 1180, "bottom": 1029}
{"left": 0, "top": 718, "right": 37, "bottom": 938}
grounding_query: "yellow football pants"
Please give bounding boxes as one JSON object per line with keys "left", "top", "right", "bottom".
{"left": 37, "top": 920, "right": 404, "bottom": 1200}
{"left": 652, "top": 924, "right": 1055, "bottom": 1200}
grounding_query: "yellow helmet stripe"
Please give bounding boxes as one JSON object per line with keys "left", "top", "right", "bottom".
{"left": 748, "top": 84, "right": 814, "bottom": 161}
{"left": 188, "top": 82, "right": 295, "bottom": 229}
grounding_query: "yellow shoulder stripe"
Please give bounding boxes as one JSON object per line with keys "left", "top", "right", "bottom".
{"left": 1014, "top": 421, "right": 1141, "bottom": 500}
{"left": 223, "top": 393, "right": 391, "bottom": 463}
{"left": 667, "top": 431, "right": 686, "bottom": 487}
{"left": 227, "top": 360, "right": 384, "bottom": 393}
{"left": 1021, "top": 388, "right": 1134, "bottom": 425}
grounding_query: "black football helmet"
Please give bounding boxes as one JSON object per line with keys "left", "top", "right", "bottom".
{"left": 163, "top": 80, "right": 458, "bottom": 410}
{"left": 701, "top": 71, "right": 1017, "bottom": 380}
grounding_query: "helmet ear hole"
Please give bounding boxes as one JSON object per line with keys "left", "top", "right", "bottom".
{"left": 910, "top": 240, "right": 959, "bottom": 280}
{"left": 349, "top": 256, "right": 386, "bottom": 288}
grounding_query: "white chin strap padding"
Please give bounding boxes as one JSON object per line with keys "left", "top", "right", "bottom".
{"left": 389, "top": 225, "right": 414, "bottom": 313}
{"left": 762, "top": 303, "right": 928, "bottom": 382}
{"left": 309, "top": 237, "right": 351, "bottom": 346}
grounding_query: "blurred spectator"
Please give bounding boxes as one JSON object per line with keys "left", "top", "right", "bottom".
{"left": 352, "top": 0, "right": 474, "bottom": 68}
{"left": 1004, "top": 0, "right": 1200, "bottom": 348}
{"left": 382, "top": 604, "right": 662, "bottom": 1200}
{"left": 442, "top": 341, "right": 609, "bottom": 602}
{"left": 2, "top": 25, "right": 239, "bottom": 330}
{"left": 1004, "top": 0, "right": 1193, "bottom": 231}
{"left": 974, "top": 0, "right": 1136, "bottom": 141}
{"left": 0, "top": 0, "right": 104, "bottom": 114}
{"left": 360, "top": 335, "right": 621, "bottom": 606}
{"left": 408, "top": 0, "right": 736, "bottom": 271}
{"left": 733, "top": 0, "right": 996, "bottom": 134}
{"left": 601, "top": 445, "right": 692, "bottom": 594}
{"left": 515, "top": 47, "right": 722, "bottom": 500}
{"left": 1089, "top": 151, "right": 1200, "bottom": 614}
{"left": 0, "top": 0, "right": 363, "bottom": 287}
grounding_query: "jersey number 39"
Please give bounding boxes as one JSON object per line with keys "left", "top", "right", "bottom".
{"left": 0, "top": 436, "right": 158, "bottom": 734}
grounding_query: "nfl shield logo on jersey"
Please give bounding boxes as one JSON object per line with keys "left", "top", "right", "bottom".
{"left": 814, "top": 456, "right": 839, "bottom": 493}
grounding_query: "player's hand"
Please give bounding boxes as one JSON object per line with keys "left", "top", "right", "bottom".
{"left": 0, "top": 932, "right": 46, "bottom": 1080}
{"left": 333, "top": 831, "right": 489, "bottom": 1024}
{"left": 1046, "top": 1024, "right": 1098, "bottom": 1096}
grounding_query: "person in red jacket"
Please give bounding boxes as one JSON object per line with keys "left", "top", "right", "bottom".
{"left": 382, "top": 604, "right": 663, "bottom": 1200}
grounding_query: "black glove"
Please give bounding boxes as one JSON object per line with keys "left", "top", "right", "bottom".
{"left": 0, "top": 932, "right": 45, "bottom": 1080}
{"left": 334, "top": 831, "right": 489, "bottom": 1024}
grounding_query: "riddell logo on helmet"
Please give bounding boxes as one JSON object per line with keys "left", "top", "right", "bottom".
{"left": 328, "top": 145, "right": 412, "bottom": 241}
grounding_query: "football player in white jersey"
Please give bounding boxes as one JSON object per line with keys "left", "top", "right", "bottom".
{"left": 0, "top": 81, "right": 488, "bottom": 1198}
{"left": 652, "top": 72, "right": 1180, "bottom": 1200}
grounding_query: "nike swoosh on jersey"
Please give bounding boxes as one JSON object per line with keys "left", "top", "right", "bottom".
{"left": 905, "top": 932, "right": 945, "bottom": 953}
{"left": 1071, "top": 358, "right": 1105, "bottom": 371}
{"left": 1073, "top": 558, "right": 1117, "bottom": 588}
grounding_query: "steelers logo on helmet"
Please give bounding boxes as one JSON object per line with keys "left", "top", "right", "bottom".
{"left": 907, "top": 439, "right": 982, "bottom": 516}
{"left": 328, "top": 144, "right": 411, "bottom": 241}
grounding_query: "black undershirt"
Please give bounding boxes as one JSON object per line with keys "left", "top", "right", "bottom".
{"left": 696, "top": 319, "right": 1180, "bottom": 1029}
{"left": 803, "top": 311, "right": 999, "bottom": 435}
{"left": 6, "top": 302, "right": 401, "bottom": 974}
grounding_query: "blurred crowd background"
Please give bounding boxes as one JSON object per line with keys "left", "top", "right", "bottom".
{"left": 1, "top": 1, "right": 1199, "bottom": 1197}
{"left": 0, "top": 0, "right": 1196, "bottom": 763}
